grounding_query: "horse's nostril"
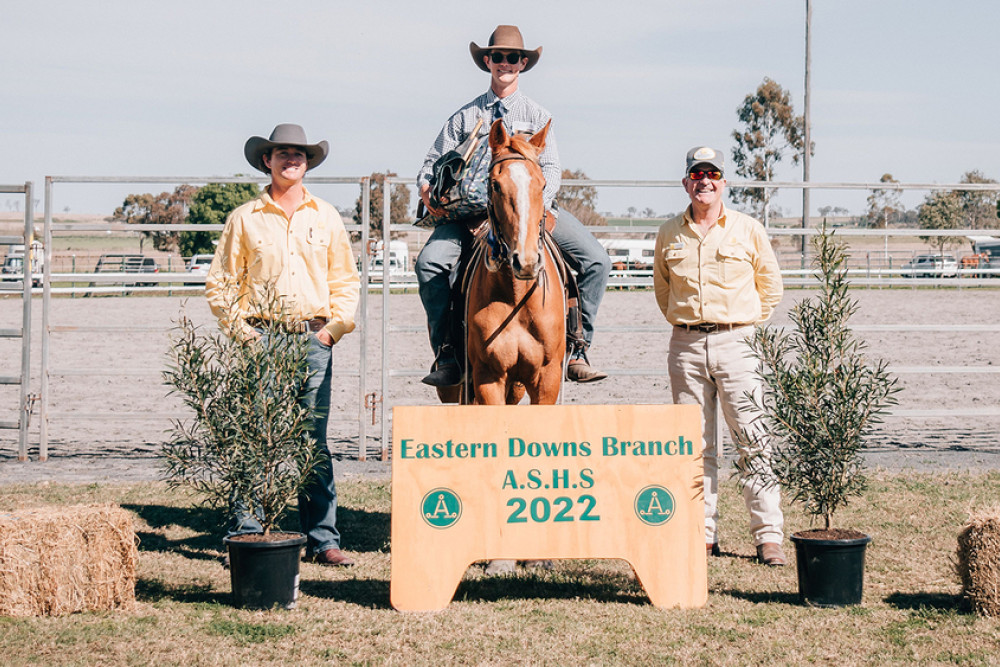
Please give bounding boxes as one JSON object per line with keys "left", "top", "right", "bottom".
{"left": 511, "top": 253, "right": 522, "bottom": 272}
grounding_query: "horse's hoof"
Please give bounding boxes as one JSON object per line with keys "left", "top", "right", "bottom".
{"left": 566, "top": 360, "right": 608, "bottom": 383}
{"left": 484, "top": 559, "right": 517, "bottom": 575}
{"left": 521, "top": 559, "right": 554, "bottom": 571}
{"left": 422, "top": 363, "right": 462, "bottom": 387}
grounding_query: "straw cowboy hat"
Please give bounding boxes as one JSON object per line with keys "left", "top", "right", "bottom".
{"left": 244, "top": 123, "right": 329, "bottom": 174}
{"left": 469, "top": 25, "right": 542, "bottom": 73}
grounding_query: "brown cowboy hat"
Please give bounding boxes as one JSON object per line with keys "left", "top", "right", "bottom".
{"left": 244, "top": 123, "right": 329, "bottom": 174}
{"left": 469, "top": 25, "right": 542, "bottom": 73}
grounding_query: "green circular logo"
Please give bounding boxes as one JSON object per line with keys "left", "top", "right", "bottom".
{"left": 421, "top": 488, "right": 462, "bottom": 529}
{"left": 635, "top": 485, "right": 675, "bottom": 526}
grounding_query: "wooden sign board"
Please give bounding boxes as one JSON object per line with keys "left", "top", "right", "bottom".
{"left": 390, "top": 404, "right": 706, "bottom": 611}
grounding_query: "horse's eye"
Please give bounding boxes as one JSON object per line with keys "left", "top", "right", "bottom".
{"left": 490, "top": 181, "right": 501, "bottom": 192}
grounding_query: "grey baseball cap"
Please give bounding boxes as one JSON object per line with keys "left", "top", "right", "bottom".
{"left": 685, "top": 146, "right": 725, "bottom": 173}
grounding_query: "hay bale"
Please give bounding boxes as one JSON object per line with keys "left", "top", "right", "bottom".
{"left": 0, "top": 504, "right": 137, "bottom": 617}
{"left": 957, "top": 507, "right": 1000, "bottom": 617}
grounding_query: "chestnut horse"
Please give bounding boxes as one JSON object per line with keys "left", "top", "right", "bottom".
{"left": 443, "top": 119, "right": 566, "bottom": 405}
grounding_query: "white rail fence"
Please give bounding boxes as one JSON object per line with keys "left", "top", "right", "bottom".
{"left": 0, "top": 176, "right": 997, "bottom": 463}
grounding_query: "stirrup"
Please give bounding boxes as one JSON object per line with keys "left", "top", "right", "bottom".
{"left": 422, "top": 345, "right": 461, "bottom": 387}
{"left": 422, "top": 362, "right": 462, "bottom": 387}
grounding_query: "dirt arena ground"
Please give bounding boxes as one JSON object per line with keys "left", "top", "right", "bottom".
{"left": 1, "top": 285, "right": 999, "bottom": 484}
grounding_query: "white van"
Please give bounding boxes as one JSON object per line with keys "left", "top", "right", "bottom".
{"left": 369, "top": 240, "right": 409, "bottom": 275}
{"left": 600, "top": 239, "right": 656, "bottom": 271}
{"left": 900, "top": 254, "right": 958, "bottom": 278}
{"left": 186, "top": 254, "right": 215, "bottom": 275}
{"left": 1, "top": 241, "right": 44, "bottom": 286}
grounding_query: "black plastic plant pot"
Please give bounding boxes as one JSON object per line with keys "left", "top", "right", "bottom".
{"left": 224, "top": 532, "right": 307, "bottom": 610}
{"left": 790, "top": 531, "right": 872, "bottom": 608}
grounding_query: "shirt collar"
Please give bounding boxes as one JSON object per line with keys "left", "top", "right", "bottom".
{"left": 486, "top": 88, "right": 521, "bottom": 111}
{"left": 253, "top": 186, "right": 319, "bottom": 215}
{"left": 683, "top": 204, "right": 729, "bottom": 228}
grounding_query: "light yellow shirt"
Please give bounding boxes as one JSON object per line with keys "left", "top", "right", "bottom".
{"left": 205, "top": 188, "right": 360, "bottom": 343}
{"left": 653, "top": 205, "right": 782, "bottom": 326}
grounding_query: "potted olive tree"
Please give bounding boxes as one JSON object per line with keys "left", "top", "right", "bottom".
{"left": 162, "top": 291, "right": 321, "bottom": 610}
{"left": 738, "top": 224, "right": 900, "bottom": 607}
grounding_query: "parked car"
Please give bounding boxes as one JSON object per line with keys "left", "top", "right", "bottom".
{"left": 94, "top": 254, "right": 160, "bottom": 287}
{"left": 901, "top": 254, "right": 958, "bottom": 278}
{"left": 1, "top": 245, "right": 44, "bottom": 287}
{"left": 0, "top": 254, "right": 44, "bottom": 287}
{"left": 186, "top": 254, "right": 215, "bottom": 275}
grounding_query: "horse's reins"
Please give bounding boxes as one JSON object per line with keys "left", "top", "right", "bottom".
{"left": 486, "top": 152, "right": 547, "bottom": 269}
{"left": 478, "top": 150, "right": 555, "bottom": 349}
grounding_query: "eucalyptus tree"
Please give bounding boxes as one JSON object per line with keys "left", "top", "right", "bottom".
{"left": 730, "top": 78, "right": 806, "bottom": 223}
{"left": 353, "top": 171, "right": 412, "bottom": 240}
{"left": 918, "top": 191, "right": 964, "bottom": 254}
{"left": 182, "top": 181, "right": 260, "bottom": 257}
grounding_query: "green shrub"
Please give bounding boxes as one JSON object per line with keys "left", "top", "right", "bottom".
{"left": 738, "top": 225, "right": 900, "bottom": 529}
{"left": 162, "top": 287, "right": 320, "bottom": 535}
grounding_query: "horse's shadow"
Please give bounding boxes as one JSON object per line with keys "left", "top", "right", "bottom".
{"left": 454, "top": 567, "right": 648, "bottom": 606}
{"left": 300, "top": 578, "right": 393, "bottom": 609}
{"left": 303, "top": 562, "right": 650, "bottom": 609}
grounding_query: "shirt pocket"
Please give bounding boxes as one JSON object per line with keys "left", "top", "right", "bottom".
{"left": 246, "top": 232, "right": 276, "bottom": 275}
{"left": 717, "top": 241, "right": 752, "bottom": 283}
{"left": 305, "top": 225, "right": 331, "bottom": 263}
{"left": 663, "top": 247, "right": 695, "bottom": 282}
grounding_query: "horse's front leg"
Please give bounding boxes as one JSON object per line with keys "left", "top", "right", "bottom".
{"left": 472, "top": 370, "right": 509, "bottom": 405}
{"left": 532, "top": 361, "right": 564, "bottom": 405}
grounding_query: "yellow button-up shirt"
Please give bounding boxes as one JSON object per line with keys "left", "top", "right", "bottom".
{"left": 653, "top": 205, "right": 782, "bottom": 326}
{"left": 205, "top": 188, "right": 360, "bottom": 343}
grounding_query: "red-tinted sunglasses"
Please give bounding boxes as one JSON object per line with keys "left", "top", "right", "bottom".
{"left": 688, "top": 170, "right": 723, "bottom": 181}
{"left": 489, "top": 52, "right": 524, "bottom": 65}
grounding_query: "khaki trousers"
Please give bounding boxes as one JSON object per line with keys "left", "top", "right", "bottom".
{"left": 668, "top": 325, "right": 784, "bottom": 546}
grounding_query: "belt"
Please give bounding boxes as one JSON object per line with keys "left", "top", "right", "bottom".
{"left": 674, "top": 322, "right": 751, "bottom": 333}
{"left": 246, "top": 317, "right": 328, "bottom": 334}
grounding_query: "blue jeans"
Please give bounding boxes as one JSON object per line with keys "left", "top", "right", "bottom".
{"left": 228, "top": 332, "right": 341, "bottom": 555}
{"left": 414, "top": 208, "right": 610, "bottom": 359}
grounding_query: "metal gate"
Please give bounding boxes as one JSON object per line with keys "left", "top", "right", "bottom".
{"left": 36, "top": 175, "right": 378, "bottom": 461}
{"left": 0, "top": 183, "right": 35, "bottom": 460}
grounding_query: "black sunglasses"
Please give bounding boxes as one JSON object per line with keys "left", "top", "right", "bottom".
{"left": 489, "top": 52, "right": 524, "bottom": 65}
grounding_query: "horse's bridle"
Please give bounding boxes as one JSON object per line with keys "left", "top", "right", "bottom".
{"left": 486, "top": 153, "right": 546, "bottom": 271}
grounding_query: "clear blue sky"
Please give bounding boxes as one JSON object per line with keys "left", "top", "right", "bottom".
{"left": 3, "top": 0, "right": 999, "bottom": 218}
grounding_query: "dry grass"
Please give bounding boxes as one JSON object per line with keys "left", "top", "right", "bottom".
{"left": 957, "top": 506, "right": 1000, "bottom": 617}
{"left": 0, "top": 472, "right": 998, "bottom": 665}
{"left": 0, "top": 503, "right": 136, "bottom": 617}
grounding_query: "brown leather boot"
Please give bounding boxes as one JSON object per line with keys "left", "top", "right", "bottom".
{"left": 566, "top": 359, "right": 607, "bottom": 383}
{"left": 308, "top": 548, "right": 355, "bottom": 567}
{"left": 756, "top": 543, "right": 787, "bottom": 566}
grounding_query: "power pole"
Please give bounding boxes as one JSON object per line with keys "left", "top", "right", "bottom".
{"left": 801, "top": 0, "right": 812, "bottom": 268}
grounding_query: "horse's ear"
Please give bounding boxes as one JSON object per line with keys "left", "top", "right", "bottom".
{"left": 528, "top": 119, "right": 552, "bottom": 152}
{"left": 489, "top": 119, "right": 509, "bottom": 153}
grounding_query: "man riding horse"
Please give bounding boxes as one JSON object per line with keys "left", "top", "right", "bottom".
{"left": 415, "top": 24, "right": 611, "bottom": 388}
